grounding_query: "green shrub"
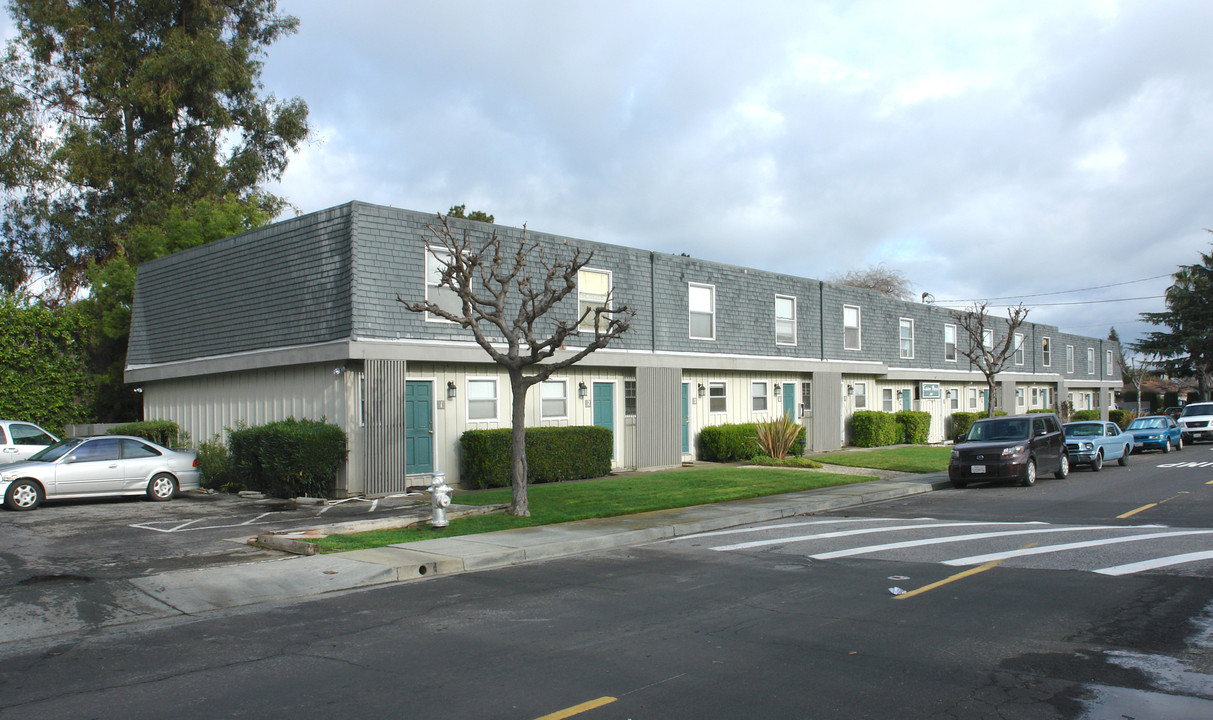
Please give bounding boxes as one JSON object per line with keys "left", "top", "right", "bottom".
{"left": 1027, "top": 409, "right": 1053, "bottom": 414}
{"left": 1072, "top": 410, "right": 1101, "bottom": 422}
{"left": 1108, "top": 409, "right": 1130, "bottom": 429}
{"left": 460, "top": 426, "right": 612, "bottom": 489}
{"left": 851, "top": 411, "right": 900, "bottom": 447}
{"left": 196, "top": 435, "right": 239, "bottom": 491}
{"left": 894, "top": 410, "right": 932, "bottom": 444}
{"left": 699, "top": 422, "right": 806, "bottom": 461}
{"left": 229, "top": 418, "right": 347, "bottom": 498}
{"left": 107, "top": 419, "right": 188, "bottom": 448}
{"left": 755, "top": 413, "right": 803, "bottom": 459}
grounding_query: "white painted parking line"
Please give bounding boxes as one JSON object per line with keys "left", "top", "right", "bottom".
{"left": 129, "top": 515, "right": 288, "bottom": 533}
{"left": 240, "top": 512, "right": 275, "bottom": 525}
{"left": 1096, "top": 550, "right": 1213, "bottom": 576}
{"left": 810, "top": 525, "right": 1124, "bottom": 560}
{"left": 370, "top": 499, "right": 379, "bottom": 512}
{"left": 710, "top": 521, "right": 1034, "bottom": 552}
{"left": 942, "top": 530, "right": 1213, "bottom": 566}
{"left": 166, "top": 518, "right": 206, "bottom": 532}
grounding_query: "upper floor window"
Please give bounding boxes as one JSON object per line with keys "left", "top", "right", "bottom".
{"left": 982, "top": 329, "right": 993, "bottom": 350}
{"left": 1013, "top": 332, "right": 1025, "bottom": 365}
{"left": 689, "top": 283, "right": 715, "bottom": 340}
{"left": 1087, "top": 348, "right": 1095, "bottom": 375}
{"left": 624, "top": 380, "right": 637, "bottom": 417}
{"left": 577, "top": 268, "right": 612, "bottom": 332}
{"left": 775, "top": 295, "right": 796, "bottom": 345}
{"left": 540, "top": 380, "right": 568, "bottom": 420}
{"left": 752, "top": 381, "right": 768, "bottom": 412}
{"left": 843, "top": 305, "right": 861, "bottom": 350}
{"left": 1042, "top": 337, "right": 1051, "bottom": 367}
{"left": 1105, "top": 349, "right": 1113, "bottom": 375}
{"left": 1067, "top": 345, "right": 1075, "bottom": 373}
{"left": 467, "top": 378, "right": 498, "bottom": 421}
{"left": 944, "top": 324, "right": 957, "bottom": 362}
{"left": 900, "top": 318, "right": 914, "bottom": 359}
{"left": 708, "top": 381, "right": 727, "bottom": 413}
{"left": 425, "top": 248, "right": 463, "bottom": 321}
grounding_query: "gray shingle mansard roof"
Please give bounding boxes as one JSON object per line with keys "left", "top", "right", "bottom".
{"left": 126, "top": 200, "right": 1120, "bottom": 384}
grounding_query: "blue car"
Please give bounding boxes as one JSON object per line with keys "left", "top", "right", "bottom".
{"left": 1063, "top": 421, "right": 1134, "bottom": 471}
{"left": 1125, "top": 415, "right": 1183, "bottom": 453}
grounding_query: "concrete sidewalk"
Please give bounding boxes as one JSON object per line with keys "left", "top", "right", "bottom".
{"left": 2, "top": 470, "right": 949, "bottom": 648}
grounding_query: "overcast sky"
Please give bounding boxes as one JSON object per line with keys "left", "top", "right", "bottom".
{"left": 12, "top": 1, "right": 1213, "bottom": 346}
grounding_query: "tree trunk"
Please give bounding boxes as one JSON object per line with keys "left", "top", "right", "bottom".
{"left": 508, "top": 372, "right": 530, "bottom": 517}
{"left": 986, "top": 377, "right": 998, "bottom": 418}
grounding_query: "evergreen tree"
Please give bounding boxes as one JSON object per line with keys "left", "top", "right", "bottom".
{"left": 1134, "top": 244, "right": 1213, "bottom": 401}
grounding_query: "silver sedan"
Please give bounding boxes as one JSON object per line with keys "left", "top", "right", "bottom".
{"left": 0, "top": 435, "right": 201, "bottom": 511}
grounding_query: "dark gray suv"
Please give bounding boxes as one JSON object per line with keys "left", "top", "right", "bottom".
{"left": 949, "top": 414, "right": 1069, "bottom": 488}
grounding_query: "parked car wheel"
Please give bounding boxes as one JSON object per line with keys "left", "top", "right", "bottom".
{"left": 1178, "top": 436, "right": 1184, "bottom": 451}
{"left": 1054, "top": 454, "right": 1069, "bottom": 479}
{"left": 1091, "top": 451, "right": 1103, "bottom": 472}
{"left": 147, "top": 473, "right": 178, "bottom": 502}
{"left": 4, "top": 478, "right": 43, "bottom": 511}
{"left": 1119, "top": 446, "right": 1130, "bottom": 466}
{"left": 1021, "top": 459, "right": 1037, "bottom": 487}
{"left": 1164, "top": 438, "right": 1172, "bottom": 453}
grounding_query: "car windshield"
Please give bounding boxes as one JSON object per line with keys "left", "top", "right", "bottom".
{"left": 26, "top": 438, "right": 84, "bottom": 462}
{"left": 1128, "top": 418, "right": 1165, "bottom": 430}
{"left": 966, "top": 419, "right": 1029, "bottom": 441}
{"left": 1064, "top": 423, "right": 1102, "bottom": 437}
{"left": 1180, "top": 404, "right": 1213, "bottom": 417}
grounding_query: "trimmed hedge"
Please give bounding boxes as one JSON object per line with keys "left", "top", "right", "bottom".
{"left": 950, "top": 411, "right": 1008, "bottom": 440}
{"left": 699, "top": 422, "right": 806, "bottom": 461}
{"left": 1109, "top": 409, "right": 1130, "bottom": 429}
{"left": 1071, "top": 410, "right": 1101, "bottom": 422}
{"left": 894, "top": 411, "right": 931, "bottom": 444}
{"left": 107, "top": 420, "right": 187, "bottom": 448}
{"left": 460, "top": 426, "right": 612, "bottom": 489}
{"left": 851, "top": 411, "right": 900, "bottom": 447}
{"left": 229, "top": 418, "right": 348, "bottom": 498}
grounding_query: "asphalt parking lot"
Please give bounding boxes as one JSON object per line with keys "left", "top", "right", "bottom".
{"left": 0, "top": 489, "right": 433, "bottom": 589}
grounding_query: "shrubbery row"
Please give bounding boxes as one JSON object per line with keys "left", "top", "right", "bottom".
{"left": 460, "top": 426, "right": 612, "bottom": 489}
{"left": 698, "top": 422, "right": 806, "bottom": 461}
{"left": 851, "top": 410, "right": 932, "bottom": 447}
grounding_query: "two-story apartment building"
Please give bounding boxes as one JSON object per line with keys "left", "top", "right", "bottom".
{"left": 126, "top": 201, "right": 1122, "bottom": 495}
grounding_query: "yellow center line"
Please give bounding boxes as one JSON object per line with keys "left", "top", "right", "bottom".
{"left": 534, "top": 697, "right": 617, "bottom": 720}
{"left": 894, "top": 542, "right": 1036, "bottom": 600}
{"left": 1117, "top": 503, "right": 1158, "bottom": 519}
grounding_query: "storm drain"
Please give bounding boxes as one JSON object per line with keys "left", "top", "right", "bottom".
{"left": 17, "top": 574, "right": 93, "bottom": 586}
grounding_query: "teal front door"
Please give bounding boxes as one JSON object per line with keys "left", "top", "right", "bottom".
{"left": 593, "top": 382, "right": 614, "bottom": 459}
{"left": 682, "top": 383, "right": 690, "bottom": 454}
{"left": 783, "top": 383, "right": 796, "bottom": 418}
{"left": 405, "top": 381, "right": 433, "bottom": 474}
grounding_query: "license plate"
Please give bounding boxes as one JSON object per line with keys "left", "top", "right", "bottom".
{"left": 970, "top": 465, "right": 986, "bottom": 474}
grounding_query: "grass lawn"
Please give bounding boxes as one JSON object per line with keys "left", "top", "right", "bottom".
{"left": 812, "top": 446, "right": 951, "bottom": 474}
{"left": 312, "top": 466, "right": 870, "bottom": 552}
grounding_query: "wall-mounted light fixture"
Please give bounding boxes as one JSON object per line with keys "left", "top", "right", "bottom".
{"left": 447, "top": 381, "right": 457, "bottom": 400}
{"left": 847, "top": 384, "right": 854, "bottom": 396}
{"left": 697, "top": 383, "right": 706, "bottom": 397}
{"left": 774, "top": 384, "right": 782, "bottom": 397}
{"left": 578, "top": 381, "right": 588, "bottom": 398}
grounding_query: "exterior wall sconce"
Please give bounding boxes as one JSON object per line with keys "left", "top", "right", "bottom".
{"left": 697, "top": 383, "right": 706, "bottom": 397}
{"left": 447, "top": 381, "right": 457, "bottom": 400}
{"left": 847, "top": 384, "right": 854, "bottom": 396}
{"left": 774, "top": 384, "right": 782, "bottom": 397}
{"left": 578, "top": 381, "right": 588, "bottom": 398}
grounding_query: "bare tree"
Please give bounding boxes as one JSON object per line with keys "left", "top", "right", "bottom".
{"left": 832, "top": 263, "right": 914, "bottom": 301}
{"left": 951, "top": 301, "right": 1030, "bottom": 418}
{"left": 1123, "top": 355, "right": 1153, "bottom": 417}
{"left": 398, "top": 214, "right": 632, "bottom": 516}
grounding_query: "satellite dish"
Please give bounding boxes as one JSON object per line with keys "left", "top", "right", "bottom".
{"left": 921, "top": 292, "right": 935, "bottom": 304}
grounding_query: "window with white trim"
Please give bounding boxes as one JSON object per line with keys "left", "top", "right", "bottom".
{"left": 900, "top": 318, "right": 914, "bottom": 359}
{"left": 708, "top": 381, "right": 727, "bottom": 413}
{"left": 982, "top": 329, "right": 993, "bottom": 350}
{"left": 1014, "top": 332, "right": 1025, "bottom": 365}
{"left": 540, "top": 380, "right": 568, "bottom": 419}
{"left": 843, "top": 305, "right": 861, "bottom": 350}
{"left": 1042, "top": 337, "right": 1051, "bottom": 367}
{"left": 947, "top": 388, "right": 959, "bottom": 411}
{"left": 854, "top": 381, "right": 866, "bottom": 409}
{"left": 1106, "top": 349, "right": 1113, "bottom": 375}
{"left": 968, "top": 388, "right": 978, "bottom": 410}
{"left": 752, "top": 381, "right": 768, "bottom": 412}
{"left": 882, "top": 388, "right": 894, "bottom": 412}
{"left": 577, "top": 268, "right": 612, "bottom": 332}
{"left": 1087, "top": 347, "right": 1095, "bottom": 375}
{"left": 775, "top": 295, "right": 796, "bottom": 345}
{"left": 425, "top": 248, "right": 462, "bottom": 321}
{"left": 1031, "top": 388, "right": 1039, "bottom": 405}
{"left": 689, "top": 283, "right": 715, "bottom": 340}
{"left": 467, "top": 378, "right": 498, "bottom": 421}
{"left": 1067, "top": 345, "right": 1075, "bottom": 373}
{"left": 944, "top": 324, "right": 957, "bottom": 362}
{"left": 801, "top": 381, "right": 812, "bottom": 416}
{"left": 1017, "top": 388, "right": 1025, "bottom": 407}
{"left": 624, "top": 380, "right": 637, "bottom": 417}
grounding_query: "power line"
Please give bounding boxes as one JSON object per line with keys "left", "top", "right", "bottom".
{"left": 934, "top": 273, "right": 1172, "bottom": 304}
{"left": 939, "top": 295, "right": 1164, "bottom": 309}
